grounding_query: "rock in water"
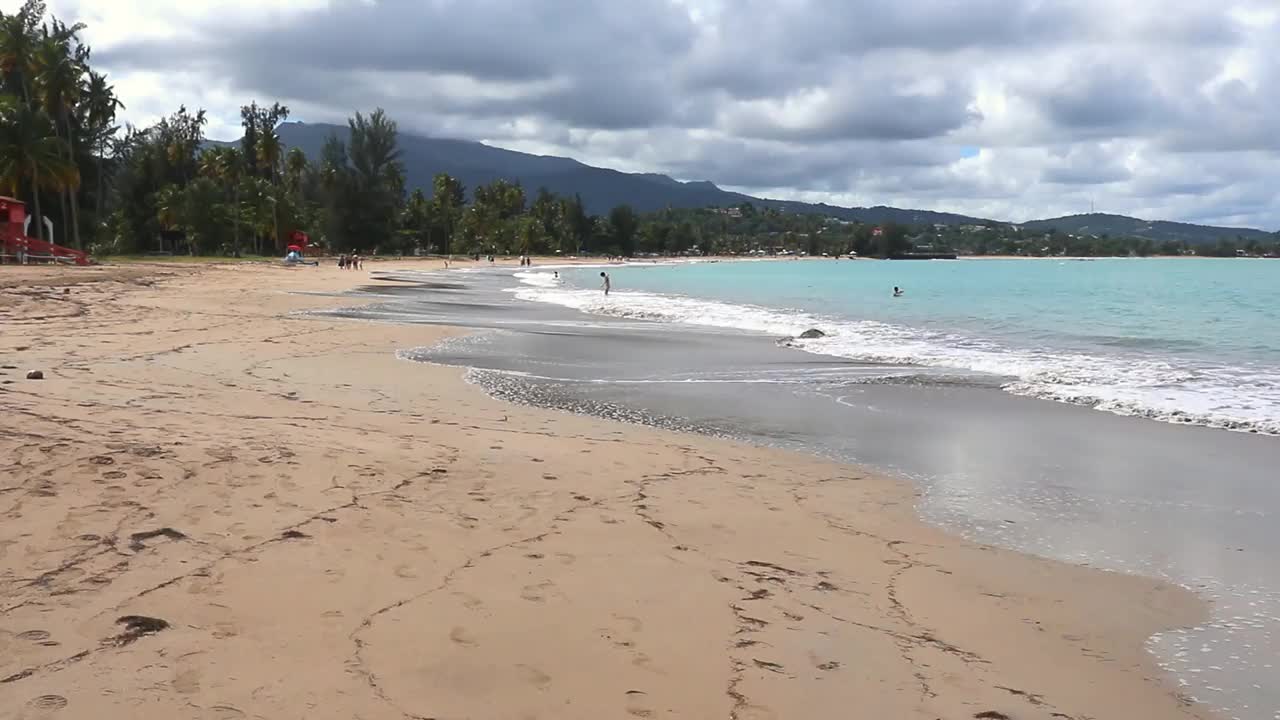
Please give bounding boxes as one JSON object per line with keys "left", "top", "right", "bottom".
{"left": 799, "top": 329, "right": 826, "bottom": 339}
{"left": 26, "top": 370, "right": 44, "bottom": 380}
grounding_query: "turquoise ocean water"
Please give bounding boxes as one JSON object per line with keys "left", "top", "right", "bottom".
{"left": 514, "top": 258, "right": 1280, "bottom": 434}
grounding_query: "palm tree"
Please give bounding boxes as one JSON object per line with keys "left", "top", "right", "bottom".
{"left": 285, "top": 147, "right": 307, "bottom": 194}
{"left": 32, "top": 21, "right": 86, "bottom": 248}
{"left": 154, "top": 183, "right": 181, "bottom": 232}
{"left": 199, "top": 146, "right": 247, "bottom": 255}
{"left": 257, "top": 128, "right": 284, "bottom": 252}
{"left": 243, "top": 176, "right": 276, "bottom": 255}
{"left": 0, "top": 97, "right": 78, "bottom": 242}
{"left": 0, "top": 3, "right": 40, "bottom": 103}
{"left": 83, "top": 70, "right": 122, "bottom": 232}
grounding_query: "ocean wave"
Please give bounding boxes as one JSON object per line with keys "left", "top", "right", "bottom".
{"left": 509, "top": 271, "right": 1280, "bottom": 436}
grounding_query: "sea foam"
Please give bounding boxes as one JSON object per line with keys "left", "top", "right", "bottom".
{"left": 510, "top": 270, "right": 1280, "bottom": 436}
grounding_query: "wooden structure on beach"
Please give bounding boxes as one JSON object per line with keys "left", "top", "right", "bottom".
{"left": 0, "top": 197, "right": 90, "bottom": 266}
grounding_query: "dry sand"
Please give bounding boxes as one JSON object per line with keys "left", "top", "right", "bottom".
{"left": 0, "top": 259, "right": 1212, "bottom": 720}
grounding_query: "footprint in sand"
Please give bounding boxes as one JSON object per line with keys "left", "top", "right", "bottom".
{"left": 173, "top": 668, "right": 201, "bottom": 694}
{"left": 517, "top": 664, "right": 551, "bottom": 689}
{"left": 624, "top": 691, "right": 653, "bottom": 718}
{"left": 520, "top": 582, "right": 554, "bottom": 603}
{"left": 16, "top": 629, "right": 51, "bottom": 642}
{"left": 613, "top": 614, "right": 644, "bottom": 633}
{"left": 394, "top": 564, "right": 418, "bottom": 580}
{"left": 28, "top": 695, "right": 68, "bottom": 711}
{"left": 632, "top": 652, "right": 660, "bottom": 673}
{"left": 449, "top": 626, "right": 478, "bottom": 647}
{"left": 185, "top": 576, "right": 215, "bottom": 595}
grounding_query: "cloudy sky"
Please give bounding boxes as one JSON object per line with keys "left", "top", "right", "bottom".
{"left": 22, "top": 0, "right": 1280, "bottom": 227}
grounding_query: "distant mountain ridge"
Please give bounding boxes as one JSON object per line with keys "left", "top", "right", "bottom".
{"left": 266, "top": 122, "right": 991, "bottom": 227}
{"left": 1017, "top": 213, "right": 1274, "bottom": 244}
{"left": 214, "top": 122, "right": 1271, "bottom": 244}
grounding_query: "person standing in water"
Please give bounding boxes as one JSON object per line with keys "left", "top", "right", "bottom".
{"left": 600, "top": 271, "right": 611, "bottom": 296}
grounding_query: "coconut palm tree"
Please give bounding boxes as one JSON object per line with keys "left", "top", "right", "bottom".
{"left": 257, "top": 127, "right": 284, "bottom": 252}
{"left": 242, "top": 176, "right": 277, "bottom": 255}
{"left": 84, "top": 70, "right": 123, "bottom": 231}
{"left": 153, "top": 183, "right": 181, "bottom": 232}
{"left": 199, "top": 146, "right": 247, "bottom": 255}
{"left": 0, "top": 96, "right": 78, "bottom": 242}
{"left": 285, "top": 147, "right": 307, "bottom": 195}
{"left": 0, "top": 2, "right": 41, "bottom": 103}
{"left": 33, "top": 23, "right": 85, "bottom": 248}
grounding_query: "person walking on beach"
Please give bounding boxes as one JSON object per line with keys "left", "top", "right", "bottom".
{"left": 600, "top": 271, "right": 611, "bottom": 296}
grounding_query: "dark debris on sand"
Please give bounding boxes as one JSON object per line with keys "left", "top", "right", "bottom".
{"left": 112, "top": 615, "right": 169, "bottom": 646}
{"left": 128, "top": 527, "right": 187, "bottom": 552}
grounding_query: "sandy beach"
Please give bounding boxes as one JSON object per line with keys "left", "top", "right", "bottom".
{"left": 0, "top": 259, "right": 1211, "bottom": 720}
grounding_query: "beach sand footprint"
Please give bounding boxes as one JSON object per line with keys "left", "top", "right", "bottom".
{"left": 520, "top": 581, "right": 556, "bottom": 603}
{"left": 449, "top": 626, "right": 478, "bottom": 647}
{"left": 28, "top": 695, "right": 68, "bottom": 711}
{"left": 173, "top": 668, "right": 201, "bottom": 694}
{"left": 517, "top": 664, "right": 551, "bottom": 690}
{"left": 624, "top": 690, "right": 653, "bottom": 718}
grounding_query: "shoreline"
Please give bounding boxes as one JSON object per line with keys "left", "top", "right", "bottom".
{"left": 0, "top": 260, "right": 1215, "bottom": 719}
{"left": 511, "top": 260, "right": 1278, "bottom": 438}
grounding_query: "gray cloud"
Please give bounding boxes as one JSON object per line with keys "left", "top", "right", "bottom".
{"left": 77, "top": 0, "right": 1280, "bottom": 228}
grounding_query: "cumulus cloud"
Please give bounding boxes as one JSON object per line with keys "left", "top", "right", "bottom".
{"left": 34, "top": 0, "right": 1280, "bottom": 227}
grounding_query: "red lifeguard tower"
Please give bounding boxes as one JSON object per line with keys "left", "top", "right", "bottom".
{"left": 289, "top": 230, "right": 322, "bottom": 257}
{"left": 0, "top": 196, "right": 90, "bottom": 266}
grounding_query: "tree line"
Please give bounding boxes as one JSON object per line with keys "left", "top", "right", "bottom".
{"left": 1, "top": 1, "right": 122, "bottom": 250}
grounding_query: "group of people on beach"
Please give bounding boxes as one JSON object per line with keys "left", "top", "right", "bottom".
{"left": 338, "top": 253, "right": 363, "bottom": 270}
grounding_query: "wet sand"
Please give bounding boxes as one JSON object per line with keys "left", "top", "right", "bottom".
{"left": 0, "top": 260, "right": 1212, "bottom": 719}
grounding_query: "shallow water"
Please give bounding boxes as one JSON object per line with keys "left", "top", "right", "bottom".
{"left": 523, "top": 258, "right": 1280, "bottom": 435}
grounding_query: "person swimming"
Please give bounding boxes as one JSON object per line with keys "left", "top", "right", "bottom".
{"left": 893, "top": 286, "right": 904, "bottom": 297}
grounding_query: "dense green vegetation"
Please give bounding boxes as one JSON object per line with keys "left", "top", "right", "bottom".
{"left": 3, "top": 2, "right": 1277, "bottom": 260}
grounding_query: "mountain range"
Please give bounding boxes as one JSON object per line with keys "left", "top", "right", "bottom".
{"left": 1017, "top": 214, "right": 1273, "bottom": 245}
{"left": 235, "top": 122, "right": 1272, "bottom": 244}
